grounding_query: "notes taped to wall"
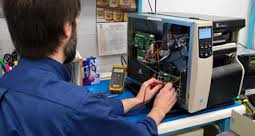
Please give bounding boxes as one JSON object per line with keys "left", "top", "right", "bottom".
{"left": 97, "top": 22, "right": 127, "bottom": 56}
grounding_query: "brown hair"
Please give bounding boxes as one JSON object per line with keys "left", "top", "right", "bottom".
{"left": 3, "top": 0, "right": 81, "bottom": 59}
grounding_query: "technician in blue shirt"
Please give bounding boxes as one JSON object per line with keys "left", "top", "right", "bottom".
{"left": 0, "top": 0, "right": 177, "bottom": 136}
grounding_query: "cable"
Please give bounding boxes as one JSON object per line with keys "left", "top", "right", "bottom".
{"left": 238, "top": 42, "right": 255, "bottom": 51}
{"left": 130, "top": 76, "right": 180, "bottom": 112}
{"left": 121, "top": 59, "right": 124, "bottom": 66}
{"left": 178, "top": 49, "right": 184, "bottom": 59}
{"left": 139, "top": 59, "right": 180, "bottom": 82}
{"left": 239, "top": 43, "right": 247, "bottom": 49}
{"left": 123, "top": 57, "right": 127, "bottom": 65}
{"left": 147, "top": 0, "right": 153, "bottom": 13}
{"left": 94, "top": 90, "right": 121, "bottom": 98}
{"left": 172, "top": 76, "right": 181, "bottom": 85}
{"left": 121, "top": 55, "right": 127, "bottom": 66}
{"left": 173, "top": 35, "right": 187, "bottom": 62}
{"left": 137, "top": 59, "right": 160, "bottom": 74}
{"left": 238, "top": 42, "right": 255, "bottom": 54}
{"left": 95, "top": 91, "right": 110, "bottom": 97}
{"left": 156, "top": 51, "right": 170, "bottom": 62}
{"left": 153, "top": 40, "right": 171, "bottom": 63}
{"left": 155, "top": 0, "right": 157, "bottom": 13}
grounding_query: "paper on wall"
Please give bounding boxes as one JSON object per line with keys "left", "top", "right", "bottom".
{"left": 97, "top": 22, "right": 127, "bottom": 56}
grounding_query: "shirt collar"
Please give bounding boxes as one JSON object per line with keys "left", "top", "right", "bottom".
{"left": 19, "top": 57, "right": 71, "bottom": 82}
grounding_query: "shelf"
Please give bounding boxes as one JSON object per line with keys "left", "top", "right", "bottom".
{"left": 97, "top": 5, "right": 137, "bottom": 12}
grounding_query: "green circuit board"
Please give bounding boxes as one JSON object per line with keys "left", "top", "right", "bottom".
{"left": 133, "top": 31, "right": 155, "bottom": 49}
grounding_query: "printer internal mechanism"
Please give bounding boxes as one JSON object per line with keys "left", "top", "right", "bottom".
{"left": 131, "top": 25, "right": 190, "bottom": 105}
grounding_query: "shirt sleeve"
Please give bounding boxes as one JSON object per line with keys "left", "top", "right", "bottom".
{"left": 103, "top": 96, "right": 125, "bottom": 116}
{"left": 71, "top": 94, "right": 158, "bottom": 136}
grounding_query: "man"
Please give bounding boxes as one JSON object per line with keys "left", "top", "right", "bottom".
{"left": 0, "top": 0, "right": 176, "bottom": 136}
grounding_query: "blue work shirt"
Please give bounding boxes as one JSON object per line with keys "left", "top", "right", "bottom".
{"left": 0, "top": 58, "right": 158, "bottom": 136}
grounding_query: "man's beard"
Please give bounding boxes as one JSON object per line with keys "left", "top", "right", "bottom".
{"left": 64, "top": 31, "right": 77, "bottom": 64}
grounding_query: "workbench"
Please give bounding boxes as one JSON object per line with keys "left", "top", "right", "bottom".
{"left": 86, "top": 80, "right": 246, "bottom": 135}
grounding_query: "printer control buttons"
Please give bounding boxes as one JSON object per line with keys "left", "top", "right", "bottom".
{"left": 199, "top": 39, "right": 212, "bottom": 58}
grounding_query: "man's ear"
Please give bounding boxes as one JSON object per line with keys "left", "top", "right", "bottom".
{"left": 63, "top": 22, "right": 72, "bottom": 38}
{"left": 75, "top": 18, "right": 79, "bottom": 32}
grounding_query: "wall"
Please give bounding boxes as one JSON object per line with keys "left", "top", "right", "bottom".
{"left": 78, "top": 0, "right": 125, "bottom": 73}
{"left": 0, "top": 0, "right": 124, "bottom": 73}
{"left": 0, "top": 0, "right": 14, "bottom": 59}
{"left": 0, "top": 18, "right": 14, "bottom": 59}
{"left": 142, "top": 0, "right": 252, "bottom": 45}
{"left": 0, "top": 0, "right": 252, "bottom": 73}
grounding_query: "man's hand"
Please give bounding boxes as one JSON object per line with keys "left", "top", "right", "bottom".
{"left": 121, "top": 78, "right": 163, "bottom": 114}
{"left": 148, "top": 83, "right": 177, "bottom": 125}
{"left": 135, "top": 78, "right": 163, "bottom": 104}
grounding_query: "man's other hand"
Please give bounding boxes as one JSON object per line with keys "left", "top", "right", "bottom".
{"left": 148, "top": 83, "right": 177, "bottom": 125}
{"left": 135, "top": 78, "right": 163, "bottom": 104}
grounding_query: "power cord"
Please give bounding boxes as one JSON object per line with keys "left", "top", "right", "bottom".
{"left": 121, "top": 55, "right": 127, "bottom": 66}
{"left": 155, "top": 0, "right": 157, "bottom": 14}
{"left": 147, "top": 0, "right": 158, "bottom": 13}
{"left": 126, "top": 77, "right": 180, "bottom": 116}
{"left": 94, "top": 90, "right": 121, "bottom": 98}
{"left": 147, "top": 0, "right": 153, "bottom": 13}
{"left": 239, "top": 43, "right": 247, "bottom": 49}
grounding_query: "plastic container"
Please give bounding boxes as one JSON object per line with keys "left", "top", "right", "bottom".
{"left": 113, "top": 11, "right": 124, "bottom": 22}
{"left": 96, "top": 0, "right": 101, "bottom": 6}
{"left": 124, "top": 12, "right": 128, "bottom": 22}
{"left": 119, "top": 0, "right": 131, "bottom": 8}
{"left": 100, "top": 0, "right": 109, "bottom": 6}
{"left": 97, "top": 8, "right": 105, "bottom": 19}
{"left": 104, "top": 10, "right": 113, "bottom": 21}
{"left": 109, "top": 0, "right": 119, "bottom": 8}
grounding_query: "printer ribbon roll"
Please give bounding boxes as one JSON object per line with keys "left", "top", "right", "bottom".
{"left": 212, "top": 62, "right": 243, "bottom": 79}
{"left": 208, "top": 62, "right": 243, "bottom": 107}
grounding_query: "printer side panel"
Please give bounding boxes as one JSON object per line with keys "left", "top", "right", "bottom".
{"left": 187, "top": 22, "right": 213, "bottom": 113}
